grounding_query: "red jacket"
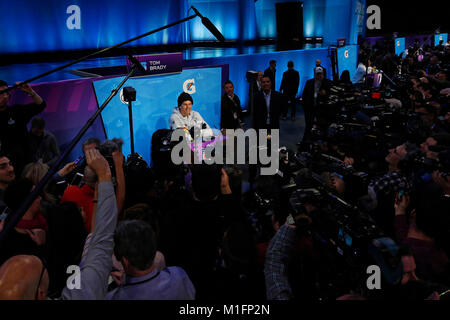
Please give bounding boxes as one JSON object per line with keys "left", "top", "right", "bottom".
{"left": 61, "top": 184, "right": 94, "bottom": 232}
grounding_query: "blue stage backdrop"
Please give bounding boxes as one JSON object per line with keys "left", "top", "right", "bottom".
{"left": 1, "top": 0, "right": 362, "bottom": 54}
{"left": 395, "top": 38, "right": 406, "bottom": 57}
{"left": 256, "top": 0, "right": 365, "bottom": 43}
{"left": 93, "top": 67, "right": 223, "bottom": 163}
{"left": 0, "top": 0, "right": 188, "bottom": 54}
{"left": 337, "top": 45, "right": 359, "bottom": 80}
{"left": 184, "top": 46, "right": 357, "bottom": 110}
{"left": 435, "top": 34, "right": 448, "bottom": 46}
{"left": 188, "top": 0, "right": 257, "bottom": 41}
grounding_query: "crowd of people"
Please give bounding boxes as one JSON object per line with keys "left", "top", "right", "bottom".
{"left": 0, "top": 36, "right": 449, "bottom": 301}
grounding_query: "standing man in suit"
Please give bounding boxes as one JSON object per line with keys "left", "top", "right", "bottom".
{"left": 300, "top": 67, "right": 332, "bottom": 146}
{"left": 264, "top": 60, "right": 277, "bottom": 91}
{"left": 255, "top": 71, "right": 263, "bottom": 94}
{"left": 280, "top": 61, "right": 300, "bottom": 121}
{"left": 249, "top": 71, "right": 263, "bottom": 108}
{"left": 249, "top": 76, "right": 283, "bottom": 183}
{"left": 253, "top": 76, "right": 282, "bottom": 131}
{"left": 221, "top": 80, "right": 243, "bottom": 131}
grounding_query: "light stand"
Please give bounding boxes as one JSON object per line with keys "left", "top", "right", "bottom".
{"left": 121, "top": 86, "right": 137, "bottom": 155}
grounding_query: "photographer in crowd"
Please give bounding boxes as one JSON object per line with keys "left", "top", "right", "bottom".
{"left": 1, "top": 33, "right": 450, "bottom": 301}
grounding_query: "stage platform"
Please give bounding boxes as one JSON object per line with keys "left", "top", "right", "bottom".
{"left": 2, "top": 42, "right": 356, "bottom": 163}
{"left": 0, "top": 43, "right": 326, "bottom": 84}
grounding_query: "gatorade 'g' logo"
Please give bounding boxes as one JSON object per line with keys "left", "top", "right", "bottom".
{"left": 183, "top": 79, "right": 196, "bottom": 94}
{"left": 397, "top": 41, "right": 400, "bottom": 47}
{"left": 344, "top": 50, "right": 349, "bottom": 59}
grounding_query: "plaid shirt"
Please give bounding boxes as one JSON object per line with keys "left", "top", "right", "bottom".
{"left": 264, "top": 225, "right": 297, "bottom": 300}
{"left": 368, "top": 171, "right": 409, "bottom": 205}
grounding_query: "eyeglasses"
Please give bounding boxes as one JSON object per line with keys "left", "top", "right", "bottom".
{"left": 0, "top": 161, "right": 13, "bottom": 170}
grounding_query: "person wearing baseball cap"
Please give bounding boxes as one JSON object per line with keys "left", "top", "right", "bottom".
{"left": 314, "top": 59, "right": 327, "bottom": 79}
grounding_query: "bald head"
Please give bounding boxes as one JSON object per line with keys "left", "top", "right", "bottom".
{"left": 0, "top": 255, "right": 48, "bottom": 300}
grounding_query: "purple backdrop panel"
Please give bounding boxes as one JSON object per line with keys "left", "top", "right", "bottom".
{"left": 8, "top": 78, "right": 106, "bottom": 163}
{"left": 126, "top": 52, "right": 183, "bottom": 76}
{"left": 5, "top": 63, "right": 229, "bottom": 164}
{"left": 361, "top": 36, "right": 385, "bottom": 47}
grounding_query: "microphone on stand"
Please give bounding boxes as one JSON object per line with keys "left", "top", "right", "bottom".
{"left": 191, "top": 6, "right": 225, "bottom": 42}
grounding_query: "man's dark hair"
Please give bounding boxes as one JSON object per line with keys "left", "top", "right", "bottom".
{"left": 191, "top": 164, "right": 222, "bottom": 201}
{"left": 0, "top": 80, "right": 7, "bottom": 87}
{"left": 0, "top": 152, "right": 10, "bottom": 159}
{"left": 262, "top": 75, "right": 271, "bottom": 83}
{"left": 114, "top": 220, "right": 157, "bottom": 271}
{"left": 4, "top": 178, "right": 33, "bottom": 211}
{"left": 270, "top": 60, "right": 276, "bottom": 65}
{"left": 340, "top": 70, "right": 351, "bottom": 83}
{"left": 124, "top": 203, "right": 160, "bottom": 244}
{"left": 31, "top": 117, "right": 45, "bottom": 130}
{"left": 431, "top": 133, "right": 450, "bottom": 147}
{"left": 82, "top": 137, "right": 101, "bottom": 151}
{"left": 418, "top": 82, "right": 436, "bottom": 95}
{"left": 98, "top": 138, "right": 123, "bottom": 158}
{"left": 224, "top": 80, "right": 233, "bottom": 87}
{"left": 287, "top": 61, "right": 294, "bottom": 68}
{"left": 358, "top": 53, "right": 368, "bottom": 65}
{"left": 222, "top": 222, "right": 257, "bottom": 274}
{"left": 415, "top": 103, "right": 437, "bottom": 116}
{"left": 437, "top": 69, "right": 449, "bottom": 80}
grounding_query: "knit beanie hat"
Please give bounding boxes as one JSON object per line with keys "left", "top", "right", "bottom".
{"left": 178, "top": 92, "right": 193, "bottom": 107}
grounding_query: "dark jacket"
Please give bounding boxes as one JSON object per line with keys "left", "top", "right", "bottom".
{"left": 301, "top": 78, "right": 332, "bottom": 110}
{"left": 221, "top": 94, "right": 243, "bottom": 129}
{"left": 314, "top": 65, "right": 327, "bottom": 79}
{"left": 280, "top": 69, "right": 300, "bottom": 97}
{"left": 27, "top": 130, "right": 60, "bottom": 167}
{"left": 264, "top": 67, "right": 276, "bottom": 91}
{"left": 0, "top": 101, "right": 46, "bottom": 154}
{"left": 253, "top": 90, "right": 283, "bottom": 130}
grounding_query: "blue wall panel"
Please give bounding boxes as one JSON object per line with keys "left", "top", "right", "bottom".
{"left": 184, "top": 47, "right": 334, "bottom": 110}
{"left": 337, "top": 45, "right": 359, "bottom": 80}
{"left": 93, "top": 67, "right": 223, "bottom": 163}
{"left": 0, "top": 0, "right": 186, "bottom": 54}
{"left": 435, "top": 34, "right": 448, "bottom": 46}
{"left": 394, "top": 38, "right": 406, "bottom": 57}
{"left": 1, "top": 0, "right": 360, "bottom": 54}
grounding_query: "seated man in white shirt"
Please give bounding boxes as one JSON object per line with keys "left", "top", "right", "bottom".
{"left": 169, "top": 92, "right": 213, "bottom": 141}
{"left": 352, "top": 54, "right": 369, "bottom": 84}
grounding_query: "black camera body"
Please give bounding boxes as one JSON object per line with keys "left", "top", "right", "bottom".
{"left": 288, "top": 170, "right": 402, "bottom": 291}
{"left": 122, "top": 86, "right": 136, "bottom": 102}
{"left": 98, "top": 138, "right": 124, "bottom": 183}
{"left": 246, "top": 70, "right": 258, "bottom": 82}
